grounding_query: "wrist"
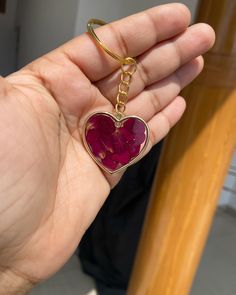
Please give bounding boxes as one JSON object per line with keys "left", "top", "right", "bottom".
{"left": 0, "top": 268, "right": 34, "bottom": 295}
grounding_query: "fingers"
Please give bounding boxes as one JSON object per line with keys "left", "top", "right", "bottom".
{"left": 142, "top": 96, "right": 186, "bottom": 158}
{"left": 0, "top": 76, "right": 12, "bottom": 97}
{"left": 148, "top": 96, "right": 186, "bottom": 143}
{"left": 105, "top": 95, "right": 186, "bottom": 186}
{"left": 126, "top": 56, "right": 204, "bottom": 122}
{"left": 59, "top": 3, "right": 191, "bottom": 81}
{"left": 96, "top": 23, "right": 215, "bottom": 103}
{"left": 108, "top": 95, "right": 186, "bottom": 185}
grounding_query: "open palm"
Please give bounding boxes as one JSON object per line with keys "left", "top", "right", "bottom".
{"left": 0, "top": 3, "right": 215, "bottom": 288}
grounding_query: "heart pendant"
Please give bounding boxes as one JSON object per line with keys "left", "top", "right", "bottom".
{"left": 83, "top": 112, "right": 150, "bottom": 173}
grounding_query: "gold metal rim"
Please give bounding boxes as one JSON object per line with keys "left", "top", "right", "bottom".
{"left": 83, "top": 111, "right": 150, "bottom": 174}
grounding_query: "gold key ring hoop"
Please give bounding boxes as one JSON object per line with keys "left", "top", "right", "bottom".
{"left": 87, "top": 19, "right": 137, "bottom": 67}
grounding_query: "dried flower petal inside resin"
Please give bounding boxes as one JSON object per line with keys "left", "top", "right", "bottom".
{"left": 85, "top": 113, "right": 148, "bottom": 172}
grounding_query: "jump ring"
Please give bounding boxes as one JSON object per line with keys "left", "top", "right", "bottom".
{"left": 87, "top": 19, "right": 136, "bottom": 65}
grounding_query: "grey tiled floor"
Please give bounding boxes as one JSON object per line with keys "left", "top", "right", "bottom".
{"left": 191, "top": 208, "right": 236, "bottom": 295}
{"left": 29, "top": 257, "right": 97, "bottom": 295}
{"left": 30, "top": 209, "right": 236, "bottom": 295}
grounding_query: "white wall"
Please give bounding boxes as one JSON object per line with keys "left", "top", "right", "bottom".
{"left": 17, "top": 0, "right": 79, "bottom": 68}
{"left": 0, "top": 0, "right": 18, "bottom": 27}
{"left": 16, "top": 0, "right": 199, "bottom": 68}
{"left": 220, "top": 152, "right": 236, "bottom": 209}
{"left": 0, "top": 0, "right": 18, "bottom": 75}
{"left": 218, "top": 152, "right": 236, "bottom": 208}
{"left": 228, "top": 196, "right": 236, "bottom": 210}
{"left": 74, "top": 0, "right": 199, "bottom": 36}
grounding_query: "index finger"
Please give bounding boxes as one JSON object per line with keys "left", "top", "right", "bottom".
{"left": 59, "top": 3, "right": 191, "bottom": 81}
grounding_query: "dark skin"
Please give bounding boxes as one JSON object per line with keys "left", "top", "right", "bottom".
{"left": 0, "top": 4, "right": 215, "bottom": 294}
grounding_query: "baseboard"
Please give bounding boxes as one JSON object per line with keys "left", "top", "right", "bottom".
{"left": 217, "top": 205, "right": 236, "bottom": 218}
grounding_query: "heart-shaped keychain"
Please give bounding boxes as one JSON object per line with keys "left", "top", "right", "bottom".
{"left": 83, "top": 19, "right": 150, "bottom": 174}
{"left": 84, "top": 112, "right": 149, "bottom": 173}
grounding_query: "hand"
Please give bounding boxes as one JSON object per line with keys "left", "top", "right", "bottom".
{"left": 0, "top": 3, "right": 215, "bottom": 293}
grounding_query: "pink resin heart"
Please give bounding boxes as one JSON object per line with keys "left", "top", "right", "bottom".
{"left": 83, "top": 112, "right": 149, "bottom": 173}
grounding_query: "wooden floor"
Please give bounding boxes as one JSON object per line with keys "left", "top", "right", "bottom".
{"left": 30, "top": 208, "right": 236, "bottom": 295}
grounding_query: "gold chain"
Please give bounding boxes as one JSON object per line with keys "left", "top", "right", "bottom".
{"left": 87, "top": 19, "right": 137, "bottom": 118}
{"left": 115, "top": 57, "right": 137, "bottom": 118}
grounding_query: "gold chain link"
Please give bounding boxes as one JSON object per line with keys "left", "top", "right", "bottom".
{"left": 115, "top": 57, "right": 137, "bottom": 117}
{"left": 87, "top": 20, "right": 137, "bottom": 118}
